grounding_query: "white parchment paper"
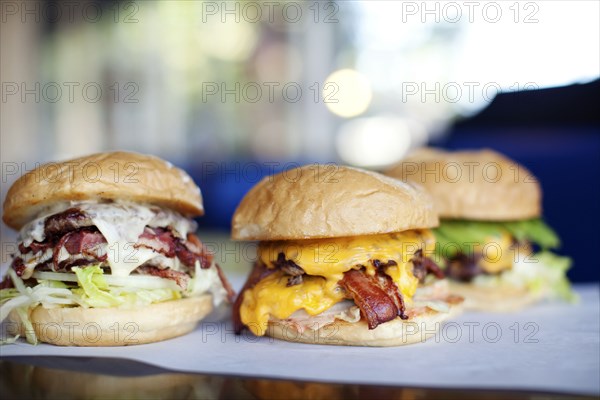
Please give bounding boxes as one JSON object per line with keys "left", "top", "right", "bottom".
{"left": 1, "top": 284, "right": 598, "bottom": 395}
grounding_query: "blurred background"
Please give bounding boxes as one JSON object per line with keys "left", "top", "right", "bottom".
{"left": 1, "top": 0, "right": 599, "bottom": 281}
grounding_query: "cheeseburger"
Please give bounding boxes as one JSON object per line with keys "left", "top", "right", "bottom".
{"left": 0, "top": 151, "right": 234, "bottom": 346}
{"left": 231, "top": 165, "right": 463, "bottom": 346}
{"left": 385, "top": 148, "right": 574, "bottom": 311}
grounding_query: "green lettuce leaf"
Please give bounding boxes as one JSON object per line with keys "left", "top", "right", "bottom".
{"left": 502, "top": 219, "right": 560, "bottom": 249}
{"left": 72, "top": 265, "right": 123, "bottom": 308}
{"left": 0, "top": 288, "right": 20, "bottom": 304}
{"left": 1, "top": 266, "right": 183, "bottom": 345}
{"left": 530, "top": 251, "right": 577, "bottom": 302}
{"left": 434, "top": 218, "right": 561, "bottom": 258}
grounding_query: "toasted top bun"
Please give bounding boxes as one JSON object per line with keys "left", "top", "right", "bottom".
{"left": 231, "top": 164, "right": 438, "bottom": 241}
{"left": 3, "top": 151, "right": 203, "bottom": 229}
{"left": 385, "top": 148, "right": 541, "bottom": 221}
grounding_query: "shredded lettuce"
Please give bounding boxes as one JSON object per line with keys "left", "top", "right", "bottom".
{"left": 1, "top": 265, "right": 184, "bottom": 345}
{"left": 16, "top": 307, "right": 37, "bottom": 345}
{"left": 434, "top": 218, "right": 560, "bottom": 258}
{"left": 33, "top": 271, "right": 180, "bottom": 291}
{"left": 530, "top": 251, "right": 577, "bottom": 302}
{"left": 0, "top": 334, "right": 20, "bottom": 345}
{"left": 472, "top": 251, "right": 576, "bottom": 302}
{"left": 1, "top": 259, "right": 225, "bottom": 345}
{"left": 1, "top": 270, "right": 76, "bottom": 345}
{"left": 72, "top": 266, "right": 123, "bottom": 308}
{"left": 1, "top": 288, "right": 20, "bottom": 303}
{"left": 433, "top": 219, "right": 575, "bottom": 302}
{"left": 70, "top": 265, "right": 183, "bottom": 309}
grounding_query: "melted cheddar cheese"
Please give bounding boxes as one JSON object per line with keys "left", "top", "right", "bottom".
{"left": 240, "top": 230, "right": 435, "bottom": 336}
{"left": 477, "top": 232, "right": 522, "bottom": 274}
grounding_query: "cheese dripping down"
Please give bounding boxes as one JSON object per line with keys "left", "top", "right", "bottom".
{"left": 240, "top": 230, "right": 435, "bottom": 336}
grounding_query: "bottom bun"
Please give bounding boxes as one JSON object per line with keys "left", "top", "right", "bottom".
{"left": 449, "top": 282, "right": 541, "bottom": 312}
{"left": 266, "top": 296, "right": 463, "bottom": 347}
{"left": 6, "top": 295, "right": 212, "bottom": 346}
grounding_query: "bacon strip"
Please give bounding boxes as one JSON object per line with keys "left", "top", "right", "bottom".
{"left": 272, "top": 252, "right": 305, "bottom": 287}
{"left": 411, "top": 249, "right": 445, "bottom": 283}
{"left": 375, "top": 272, "right": 408, "bottom": 320}
{"left": 445, "top": 252, "right": 484, "bottom": 282}
{"left": 215, "top": 263, "right": 236, "bottom": 302}
{"left": 339, "top": 269, "right": 400, "bottom": 329}
{"left": 233, "top": 262, "right": 276, "bottom": 333}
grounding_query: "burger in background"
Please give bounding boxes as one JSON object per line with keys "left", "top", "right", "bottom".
{"left": 231, "top": 164, "right": 463, "bottom": 346}
{"left": 385, "top": 148, "right": 575, "bottom": 311}
{"left": 0, "top": 151, "right": 234, "bottom": 346}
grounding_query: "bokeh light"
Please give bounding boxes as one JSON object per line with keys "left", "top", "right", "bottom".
{"left": 324, "top": 69, "right": 373, "bottom": 118}
{"left": 335, "top": 116, "right": 426, "bottom": 168}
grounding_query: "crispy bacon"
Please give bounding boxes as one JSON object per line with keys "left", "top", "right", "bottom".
{"left": 372, "top": 259, "right": 397, "bottom": 269}
{"left": 215, "top": 263, "right": 236, "bottom": 302}
{"left": 273, "top": 252, "right": 304, "bottom": 276}
{"left": 286, "top": 275, "right": 303, "bottom": 287}
{"left": 339, "top": 269, "right": 401, "bottom": 329}
{"left": 445, "top": 252, "right": 484, "bottom": 282}
{"left": 185, "top": 233, "right": 203, "bottom": 252}
{"left": 411, "top": 249, "right": 445, "bottom": 283}
{"left": 272, "top": 252, "right": 305, "bottom": 287}
{"left": 375, "top": 271, "right": 408, "bottom": 320}
{"left": 233, "top": 262, "right": 276, "bottom": 333}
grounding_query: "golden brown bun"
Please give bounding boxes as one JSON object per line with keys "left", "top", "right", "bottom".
{"left": 266, "top": 296, "right": 463, "bottom": 347}
{"left": 448, "top": 281, "right": 542, "bottom": 312}
{"left": 232, "top": 165, "right": 438, "bottom": 240}
{"left": 3, "top": 151, "right": 203, "bottom": 229}
{"left": 385, "top": 148, "right": 541, "bottom": 221}
{"left": 6, "top": 295, "right": 212, "bottom": 346}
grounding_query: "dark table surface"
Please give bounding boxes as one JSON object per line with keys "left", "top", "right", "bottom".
{"left": 1, "top": 356, "right": 595, "bottom": 400}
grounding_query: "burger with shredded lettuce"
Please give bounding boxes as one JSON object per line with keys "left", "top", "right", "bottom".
{"left": 0, "top": 151, "right": 234, "bottom": 346}
{"left": 385, "top": 148, "right": 575, "bottom": 311}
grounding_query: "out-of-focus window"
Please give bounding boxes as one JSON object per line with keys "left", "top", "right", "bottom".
{"left": 1, "top": 0, "right": 598, "bottom": 169}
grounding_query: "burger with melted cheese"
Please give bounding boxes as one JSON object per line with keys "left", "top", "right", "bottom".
{"left": 231, "top": 165, "right": 463, "bottom": 346}
{"left": 385, "top": 148, "right": 574, "bottom": 311}
{"left": 0, "top": 151, "right": 234, "bottom": 346}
